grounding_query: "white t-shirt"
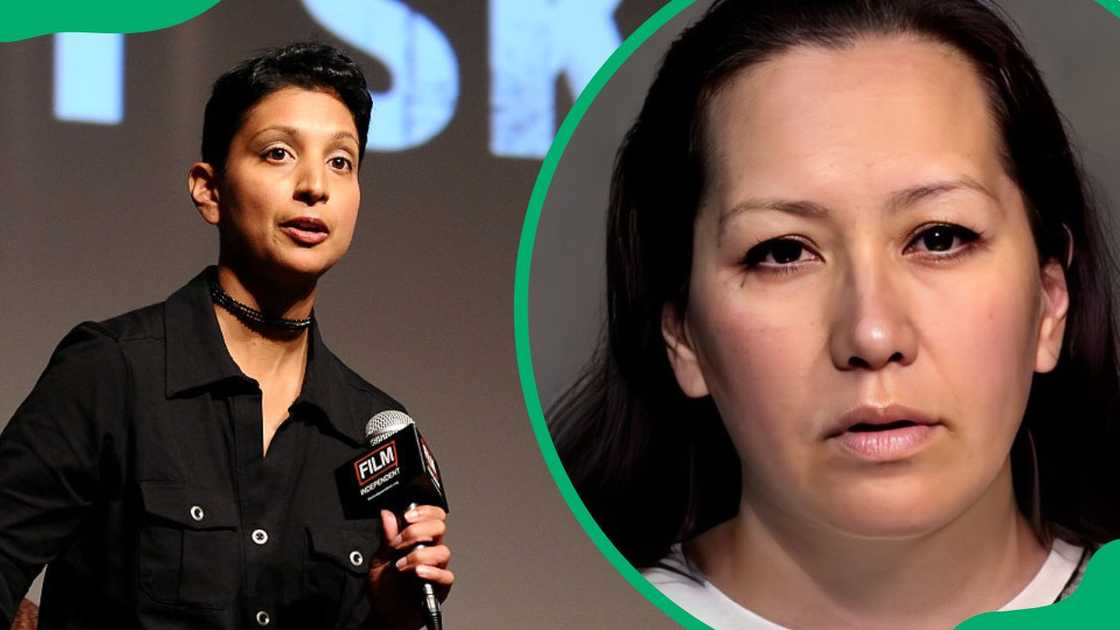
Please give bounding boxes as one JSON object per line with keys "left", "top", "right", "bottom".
{"left": 642, "top": 539, "right": 1087, "bottom": 629}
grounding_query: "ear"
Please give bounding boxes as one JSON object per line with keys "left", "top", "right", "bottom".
{"left": 188, "top": 162, "right": 221, "bottom": 225}
{"left": 661, "top": 303, "right": 710, "bottom": 398}
{"left": 1034, "top": 258, "right": 1070, "bottom": 373}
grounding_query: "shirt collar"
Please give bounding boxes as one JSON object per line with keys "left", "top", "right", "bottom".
{"left": 296, "top": 322, "right": 371, "bottom": 446}
{"left": 164, "top": 267, "right": 243, "bottom": 396}
{"left": 164, "top": 267, "right": 369, "bottom": 446}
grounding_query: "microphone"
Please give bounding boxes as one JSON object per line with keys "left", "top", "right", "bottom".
{"left": 335, "top": 410, "right": 448, "bottom": 630}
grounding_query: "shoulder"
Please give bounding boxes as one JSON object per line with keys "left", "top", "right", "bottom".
{"left": 36, "top": 299, "right": 171, "bottom": 397}
{"left": 45, "top": 321, "right": 129, "bottom": 371}
{"left": 43, "top": 301, "right": 166, "bottom": 372}
{"left": 642, "top": 545, "right": 716, "bottom": 610}
{"left": 314, "top": 331, "right": 408, "bottom": 417}
{"left": 334, "top": 357, "right": 408, "bottom": 413}
{"left": 641, "top": 545, "right": 789, "bottom": 630}
{"left": 94, "top": 301, "right": 165, "bottom": 344}
{"left": 12, "top": 316, "right": 144, "bottom": 437}
{"left": 641, "top": 544, "right": 700, "bottom": 586}
{"left": 1056, "top": 538, "right": 1095, "bottom": 602}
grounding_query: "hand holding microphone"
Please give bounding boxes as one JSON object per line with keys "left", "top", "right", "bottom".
{"left": 373, "top": 504, "right": 452, "bottom": 629}
{"left": 337, "top": 410, "right": 452, "bottom": 630}
{"left": 370, "top": 504, "right": 452, "bottom": 630}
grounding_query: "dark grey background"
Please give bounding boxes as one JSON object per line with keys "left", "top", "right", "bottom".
{"left": 0, "top": 1, "right": 680, "bottom": 628}
{"left": 532, "top": 0, "right": 1120, "bottom": 409}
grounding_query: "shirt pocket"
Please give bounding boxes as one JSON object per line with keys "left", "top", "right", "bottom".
{"left": 302, "top": 526, "right": 379, "bottom": 617}
{"left": 138, "top": 481, "right": 240, "bottom": 609}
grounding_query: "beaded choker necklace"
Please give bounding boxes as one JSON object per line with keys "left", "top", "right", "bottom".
{"left": 209, "top": 282, "right": 312, "bottom": 331}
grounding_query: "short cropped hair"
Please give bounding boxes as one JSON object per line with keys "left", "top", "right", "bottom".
{"left": 201, "top": 42, "right": 372, "bottom": 171}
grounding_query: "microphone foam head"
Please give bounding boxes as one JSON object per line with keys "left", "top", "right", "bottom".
{"left": 365, "top": 409, "right": 414, "bottom": 445}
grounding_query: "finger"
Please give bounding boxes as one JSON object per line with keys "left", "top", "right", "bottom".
{"left": 394, "top": 544, "right": 451, "bottom": 572}
{"left": 390, "top": 519, "right": 447, "bottom": 548}
{"left": 403, "top": 505, "right": 447, "bottom": 524}
{"left": 413, "top": 565, "right": 455, "bottom": 588}
{"left": 379, "top": 509, "right": 399, "bottom": 543}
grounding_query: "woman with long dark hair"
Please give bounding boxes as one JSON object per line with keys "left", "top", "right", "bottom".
{"left": 550, "top": 1, "right": 1120, "bottom": 627}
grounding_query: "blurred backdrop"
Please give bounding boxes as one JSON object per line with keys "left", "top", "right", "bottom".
{"left": 0, "top": 1, "right": 680, "bottom": 628}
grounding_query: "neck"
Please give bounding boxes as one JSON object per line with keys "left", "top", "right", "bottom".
{"left": 215, "top": 262, "right": 317, "bottom": 323}
{"left": 212, "top": 263, "right": 315, "bottom": 380}
{"left": 690, "top": 461, "right": 1048, "bottom": 630}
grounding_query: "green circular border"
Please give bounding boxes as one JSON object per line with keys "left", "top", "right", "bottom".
{"left": 511, "top": 1, "right": 706, "bottom": 627}
{"left": 513, "top": 1, "right": 1120, "bottom": 629}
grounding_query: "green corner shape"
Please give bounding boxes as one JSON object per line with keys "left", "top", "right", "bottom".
{"left": 958, "top": 540, "right": 1120, "bottom": 629}
{"left": 2, "top": 0, "right": 221, "bottom": 42}
{"left": 514, "top": 0, "right": 1120, "bottom": 628}
{"left": 1097, "top": 0, "right": 1120, "bottom": 21}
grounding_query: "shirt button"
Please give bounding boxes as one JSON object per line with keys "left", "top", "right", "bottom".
{"left": 349, "top": 550, "right": 363, "bottom": 566}
{"left": 255, "top": 610, "right": 270, "bottom": 626}
{"left": 189, "top": 505, "right": 204, "bottom": 522}
{"left": 251, "top": 529, "right": 269, "bottom": 545}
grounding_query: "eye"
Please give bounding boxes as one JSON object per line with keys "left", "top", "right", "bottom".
{"left": 329, "top": 156, "right": 353, "bottom": 172}
{"left": 742, "top": 237, "right": 819, "bottom": 270}
{"left": 264, "top": 147, "right": 291, "bottom": 162}
{"left": 905, "top": 223, "right": 981, "bottom": 256}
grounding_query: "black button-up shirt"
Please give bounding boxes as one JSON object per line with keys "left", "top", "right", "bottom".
{"left": 0, "top": 269, "right": 404, "bottom": 629}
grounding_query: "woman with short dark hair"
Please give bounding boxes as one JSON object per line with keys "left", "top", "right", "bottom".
{"left": 0, "top": 42, "right": 452, "bottom": 630}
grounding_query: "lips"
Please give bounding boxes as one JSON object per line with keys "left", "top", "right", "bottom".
{"left": 827, "top": 404, "right": 943, "bottom": 461}
{"left": 280, "top": 216, "right": 329, "bottom": 246}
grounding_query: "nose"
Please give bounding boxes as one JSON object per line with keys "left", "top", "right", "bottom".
{"left": 294, "top": 161, "right": 329, "bottom": 206}
{"left": 828, "top": 256, "right": 918, "bottom": 371}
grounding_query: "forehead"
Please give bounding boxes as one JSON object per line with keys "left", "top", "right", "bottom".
{"left": 237, "top": 86, "right": 358, "bottom": 138}
{"left": 700, "top": 36, "right": 1005, "bottom": 209}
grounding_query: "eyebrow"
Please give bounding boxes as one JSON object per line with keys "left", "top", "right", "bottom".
{"left": 251, "top": 126, "right": 359, "bottom": 148}
{"left": 717, "top": 176, "right": 996, "bottom": 237}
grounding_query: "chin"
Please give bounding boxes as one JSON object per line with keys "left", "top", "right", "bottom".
{"left": 816, "top": 475, "right": 972, "bottom": 540}
{"left": 831, "top": 512, "right": 949, "bottom": 540}
{"left": 272, "top": 249, "right": 342, "bottom": 280}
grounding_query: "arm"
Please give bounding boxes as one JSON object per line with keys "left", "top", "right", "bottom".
{"left": 0, "top": 324, "right": 126, "bottom": 625}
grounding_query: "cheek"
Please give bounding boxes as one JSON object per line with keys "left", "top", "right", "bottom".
{"left": 345, "top": 191, "right": 360, "bottom": 231}
{"left": 333, "top": 190, "right": 360, "bottom": 248}
{"left": 918, "top": 268, "right": 1039, "bottom": 435}
{"left": 945, "top": 291, "right": 1036, "bottom": 369}
{"left": 224, "top": 183, "right": 275, "bottom": 230}
{"left": 689, "top": 282, "right": 826, "bottom": 457}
